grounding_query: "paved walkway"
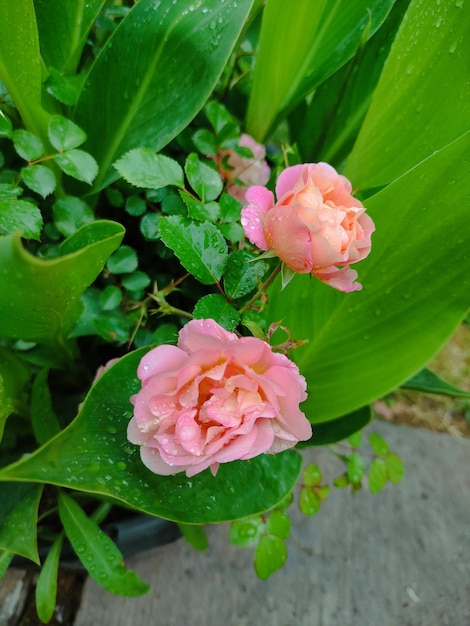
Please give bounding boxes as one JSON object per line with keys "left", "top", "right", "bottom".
{"left": 2, "top": 421, "right": 469, "bottom": 625}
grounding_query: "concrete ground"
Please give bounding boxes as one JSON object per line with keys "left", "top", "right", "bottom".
{"left": 2, "top": 420, "right": 469, "bottom": 625}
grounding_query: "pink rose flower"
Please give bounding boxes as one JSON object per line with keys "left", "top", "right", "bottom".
{"left": 127, "top": 318, "right": 311, "bottom": 478}
{"left": 217, "top": 134, "right": 271, "bottom": 203}
{"left": 241, "top": 162, "right": 375, "bottom": 292}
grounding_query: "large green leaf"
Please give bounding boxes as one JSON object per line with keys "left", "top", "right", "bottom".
{"left": 0, "top": 348, "right": 31, "bottom": 440}
{"left": 0, "top": 349, "right": 302, "bottom": 523}
{"left": 266, "top": 133, "right": 470, "bottom": 422}
{"left": 74, "top": 0, "right": 254, "bottom": 191}
{"left": 246, "top": 0, "right": 395, "bottom": 140}
{"left": 345, "top": 0, "right": 470, "bottom": 189}
{"left": 0, "top": 1, "right": 50, "bottom": 140}
{"left": 0, "top": 483, "right": 43, "bottom": 563}
{"left": 0, "top": 221, "right": 124, "bottom": 343}
{"left": 34, "top": 0, "right": 106, "bottom": 73}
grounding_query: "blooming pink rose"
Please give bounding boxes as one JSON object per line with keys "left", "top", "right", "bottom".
{"left": 217, "top": 134, "right": 271, "bottom": 203}
{"left": 241, "top": 162, "right": 375, "bottom": 292}
{"left": 127, "top": 318, "right": 311, "bottom": 478}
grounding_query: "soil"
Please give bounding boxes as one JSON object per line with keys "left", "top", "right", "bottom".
{"left": 374, "top": 323, "right": 470, "bottom": 438}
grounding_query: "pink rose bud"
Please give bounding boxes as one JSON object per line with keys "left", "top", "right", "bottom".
{"left": 217, "top": 133, "right": 271, "bottom": 203}
{"left": 241, "top": 162, "right": 375, "bottom": 293}
{"left": 127, "top": 318, "right": 311, "bottom": 478}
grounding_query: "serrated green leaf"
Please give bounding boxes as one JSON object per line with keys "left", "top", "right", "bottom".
{"left": 185, "top": 153, "right": 223, "bottom": 202}
{"left": 180, "top": 190, "right": 220, "bottom": 222}
{"left": 48, "top": 115, "right": 87, "bottom": 151}
{"left": 12, "top": 129, "right": 45, "bottom": 161}
{"left": 0, "top": 199, "right": 42, "bottom": 239}
{"left": 74, "top": 0, "right": 253, "bottom": 191}
{"left": 106, "top": 245, "right": 138, "bottom": 274}
{"left": 0, "top": 350, "right": 302, "bottom": 524}
{"left": 299, "top": 488, "right": 321, "bottom": 516}
{"left": 0, "top": 483, "right": 43, "bottom": 563}
{"left": 219, "top": 193, "right": 242, "bottom": 222}
{"left": 99, "top": 285, "right": 122, "bottom": 311}
{"left": 58, "top": 492, "right": 149, "bottom": 596}
{"left": 218, "top": 221, "right": 244, "bottom": 244}
{"left": 52, "top": 196, "right": 94, "bottom": 237}
{"left": 302, "top": 464, "right": 322, "bottom": 487}
{"left": 347, "top": 452, "right": 365, "bottom": 484}
{"left": 44, "top": 68, "right": 85, "bottom": 106}
{"left": 266, "top": 511, "right": 290, "bottom": 540}
{"left": 192, "top": 294, "right": 240, "bottom": 332}
{"left": 159, "top": 216, "right": 228, "bottom": 285}
{"left": 114, "top": 149, "right": 184, "bottom": 190}
{"left": 21, "top": 164, "right": 56, "bottom": 198}
{"left": 224, "top": 250, "right": 268, "bottom": 300}
{"left": 139, "top": 213, "right": 160, "bottom": 241}
{"left": 255, "top": 535, "right": 287, "bottom": 579}
{"left": 368, "top": 457, "right": 388, "bottom": 494}
{"left": 230, "top": 517, "right": 264, "bottom": 547}
{"left": 368, "top": 432, "right": 390, "bottom": 457}
{"left": 0, "top": 184, "right": 23, "bottom": 200}
{"left": 55, "top": 149, "right": 98, "bottom": 184}
{"left": 121, "top": 271, "right": 151, "bottom": 292}
{"left": 192, "top": 128, "right": 217, "bottom": 155}
{"left": 0, "top": 222, "right": 124, "bottom": 342}
{"left": 35, "top": 534, "right": 63, "bottom": 624}
{"left": 402, "top": 368, "right": 470, "bottom": 399}
{"left": 125, "top": 196, "right": 147, "bottom": 217}
{"left": 386, "top": 454, "right": 405, "bottom": 484}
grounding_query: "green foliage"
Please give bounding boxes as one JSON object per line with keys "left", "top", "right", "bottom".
{"left": 114, "top": 150, "right": 184, "bottom": 190}
{"left": 193, "top": 294, "right": 240, "bottom": 332}
{"left": 0, "top": 223, "right": 124, "bottom": 343}
{"left": 35, "top": 534, "right": 63, "bottom": 624}
{"left": 178, "top": 524, "right": 208, "bottom": 552}
{"left": 402, "top": 368, "right": 470, "bottom": 399}
{"left": 0, "top": 350, "right": 303, "bottom": 524}
{"left": 58, "top": 492, "right": 149, "bottom": 596}
{"left": 267, "top": 134, "right": 470, "bottom": 422}
{"left": 0, "top": 483, "right": 43, "bottom": 562}
{"left": 246, "top": 0, "right": 395, "bottom": 139}
{"left": 0, "top": 199, "right": 43, "bottom": 240}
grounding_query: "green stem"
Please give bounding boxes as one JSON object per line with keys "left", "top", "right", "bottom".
{"left": 238, "top": 262, "right": 282, "bottom": 315}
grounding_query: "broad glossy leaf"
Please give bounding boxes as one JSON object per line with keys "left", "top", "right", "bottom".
{"left": 74, "top": 0, "right": 254, "bottom": 191}
{"left": 298, "top": 407, "right": 371, "bottom": 447}
{"left": 58, "top": 492, "right": 149, "bottom": 596}
{"left": 346, "top": 0, "right": 470, "bottom": 188}
{"left": 246, "top": 0, "right": 395, "bottom": 140}
{"left": 0, "top": 1, "right": 50, "bottom": 139}
{"left": 0, "top": 483, "right": 43, "bottom": 563}
{"left": 0, "top": 222, "right": 124, "bottom": 342}
{"left": 0, "top": 349, "right": 302, "bottom": 523}
{"left": 31, "top": 370, "right": 61, "bottom": 444}
{"left": 159, "top": 216, "right": 228, "bottom": 285}
{"left": 266, "top": 133, "right": 470, "bottom": 422}
{"left": 34, "top": 0, "right": 106, "bottom": 73}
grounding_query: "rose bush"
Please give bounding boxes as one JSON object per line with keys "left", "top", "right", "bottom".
{"left": 241, "top": 162, "right": 375, "bottom": 292}
{"left": 216, "top": 133, "right": 271, "bottom": 202}
{"left": 127, "top": 318, "right": 312, "bottom": 478}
